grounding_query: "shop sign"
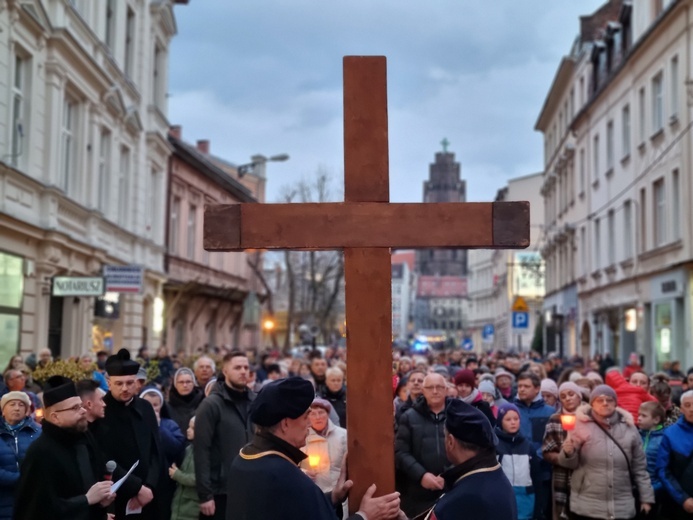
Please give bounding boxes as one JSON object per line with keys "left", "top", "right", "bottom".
{"left": 52, "top": 277, "right": 105, "bottom": 297}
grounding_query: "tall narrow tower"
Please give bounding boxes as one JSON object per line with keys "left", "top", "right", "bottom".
{"left": 416, "top": 140, "right": 468, "bottom": 276}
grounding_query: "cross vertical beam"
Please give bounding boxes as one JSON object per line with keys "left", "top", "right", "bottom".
{"left": 343, "top": 56, "right": 395, "bottom": 513}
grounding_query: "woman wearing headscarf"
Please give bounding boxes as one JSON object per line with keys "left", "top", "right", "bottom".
{"left": 167, "top": 368, "right": 204, "bottom": 434}
{"left": 558, "top": 385, "right": 655, "bottom": 519}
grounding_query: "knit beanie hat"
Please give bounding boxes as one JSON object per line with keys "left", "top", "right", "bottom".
{"left": 497, "top": 403, "right": 521, "bottom": 425}
{"left": 479, "top": 380, "right": 496, "bottom": 395}
{"left": 453, "top": 369, "right": 476, "bottom": 388}
{"left": 585, "top": 371, "right": 604, "bottom": 384}
{"left": 140, "top": 387, "right": 164, "bottom": 404}
{"left": 590, "top": 384, "right": 617, "bottom": 404}
{"left": 540, "top": 378, "right": 559, "bottom": 397}
{"left": 1, "top": 391, "right": 31, "bottom": 410}
{"left": 558, "top": 382, "right": 583, "bottom": 397}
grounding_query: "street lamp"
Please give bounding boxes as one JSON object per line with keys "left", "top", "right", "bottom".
{"left": 237, "top": 153, "right": 290, "bottom": 178}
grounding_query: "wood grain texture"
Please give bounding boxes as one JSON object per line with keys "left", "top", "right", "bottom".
{"left": 492, "top": 201, "right": 530, "bottom": 248}
{"left": 343, "top": 56, "right": 389, "bottom": 203}
{"left": 203, "top": 204, "right": 241, "bottom": 251}
{"left": 344, "top": 247, "right": 395, "bottom": 510}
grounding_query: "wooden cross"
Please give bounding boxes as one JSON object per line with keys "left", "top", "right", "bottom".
{"left": 204, "top": 56, "right": 529, "bottom": 514}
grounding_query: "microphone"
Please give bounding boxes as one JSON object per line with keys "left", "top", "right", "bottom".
{"left": 104, "top": 460, "right": 116, "bottom": 481}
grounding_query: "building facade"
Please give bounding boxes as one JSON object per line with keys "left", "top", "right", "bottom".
{"left": 537, "top": 0, "right": 693, "bottom": 370}
{"left": 0, "top": 1, "right": 186, "bottom": 366}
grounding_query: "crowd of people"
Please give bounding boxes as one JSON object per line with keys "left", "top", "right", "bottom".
{"left": 0, "top": 344, "right": 692, "bottom": 520}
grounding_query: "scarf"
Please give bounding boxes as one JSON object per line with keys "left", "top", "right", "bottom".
{"left": 460, "top": 388, "right": 480, "bottom": 405}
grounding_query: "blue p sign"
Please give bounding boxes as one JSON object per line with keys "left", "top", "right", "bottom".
{"left": 512, "top": 311, "right": 529, "bottom": 329}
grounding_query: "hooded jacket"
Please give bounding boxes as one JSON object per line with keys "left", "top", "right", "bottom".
{"left": 557, "top": 404, "right": 655, "bottom": 519}
{"left": 656, "top": 415, "right": 693, "bottom": 506}
{"left": 605, "top": 368, "right": 657, "bottom": 418}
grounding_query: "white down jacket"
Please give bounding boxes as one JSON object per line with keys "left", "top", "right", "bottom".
{"left": 557, "top": 405, "right": 654, "bottom": 519}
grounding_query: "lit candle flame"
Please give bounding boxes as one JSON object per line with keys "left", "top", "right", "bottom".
{"left": 308, "top": 455, "right": 320, "bottom": 468}
{"left": 560, "top": 414, "right": 576, "bottom": 431}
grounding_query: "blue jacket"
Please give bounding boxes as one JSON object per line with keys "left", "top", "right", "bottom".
{"left": 160, "top": 417, "right": 186, "bottom": 466}
{"left": 639, "top": 426, "right": 664, "bottom": 492}
{"left": 496, "top": 428, "right": 535, "bottom": 520}
{"left": 0, "top": 418, "right": 40, "bottom": 519}
{"left": 656, "top": 416, "right": 693, "bottom": 505}
{"left": 513, "top": 396, "right": 555, "bottom": 481}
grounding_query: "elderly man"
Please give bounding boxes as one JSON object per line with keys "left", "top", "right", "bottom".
{"left": 194, "top": 356, "right": 217, "bottom": 391}
{"left": 3, "top": 369, "right": 39, "bottom": 412}
{"left": 657, "top": 389, "right": 693, "bottom": 519}
{"left": 395, "top": 372, "right": 449, "bottom": 518}
{"left": 226, "top": 377, "right": 401, "bottom": 519}
{"left": 425, "top": 400, "right": 516, "bottom": 520}
{"left": 90, "top": 349, "right": 163, "bottom": 519}
{"left": 14, "top": 376, "right": 115, "bottom": 520}
{"left": 195, "top": 352, "right": 255, "bottom": 519}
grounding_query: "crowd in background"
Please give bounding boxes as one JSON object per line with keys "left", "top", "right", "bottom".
{"left": 0, "top": 344, "right": 692, "bottom": 520}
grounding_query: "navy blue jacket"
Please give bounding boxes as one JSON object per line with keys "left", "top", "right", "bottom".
{"left": 513, "top": 396, "right": 555, "bottom": 481}
{"left": 0, "top": 418, "right": 40, "bottom": 520}
{"left": 656, "top": 416, "right": 693, "bottom": 505}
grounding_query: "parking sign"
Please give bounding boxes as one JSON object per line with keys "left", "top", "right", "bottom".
{"left": 512, "top": 311, "right": 529, "bottom": 329}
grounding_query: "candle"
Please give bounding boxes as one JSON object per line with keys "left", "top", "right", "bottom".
{"left": 308, "top": 455, "right": 320, "bottom": 468}
{"left": 561, "top": 414, "right": 576, "bottom": 431}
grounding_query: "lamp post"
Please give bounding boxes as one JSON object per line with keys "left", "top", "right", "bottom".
{"left": 237, "top": 153, "right": 290, "bottom": 178}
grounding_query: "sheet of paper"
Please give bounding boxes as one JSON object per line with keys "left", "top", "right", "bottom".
{"left": 125, "top": 498, "right": 142, "bottom": 516}
{"left": 110, "top": 460, "right": 139, "bottom": 493}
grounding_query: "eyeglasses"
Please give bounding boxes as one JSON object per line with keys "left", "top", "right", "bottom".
{"left": 593, "top": 397, "right": 615, "bottom": 405}
{"left": 53, "top": 404, "right": 85, "bottom": 413}
{"left": 423, "top": 385, "right": 446, "bottom": 392}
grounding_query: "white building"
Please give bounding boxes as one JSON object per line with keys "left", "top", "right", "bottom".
{"left": 468, "top": 172, "right": 545, "bottom": 352}
{"left": 0, "top": 1, "right": 185, "bottom": 365}
{"left": 537, "top": 0, "right": 693, "bottom": 371}
{"left": 392, "top": 262, "right": 411, "bottom": 342}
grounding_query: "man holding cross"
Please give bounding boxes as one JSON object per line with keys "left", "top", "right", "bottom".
{"left": 204, "top": 56, "right": 529, "bottom": 513}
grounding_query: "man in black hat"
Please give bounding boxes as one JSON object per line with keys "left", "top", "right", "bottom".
{"left": 226, "top": 376, "right": 402, "bottom": 520}
{"left": 423, "top": 400, "right": 516, "bottom": 520}
{"left": 90, "top": 348, "right": 165, "bottom": 519}
{"left": 14, "top": 376, "right": 116, "bottom": 520}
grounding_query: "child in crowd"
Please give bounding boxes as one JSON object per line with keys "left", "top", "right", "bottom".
{"left": 479, "top": 379, "right": 499, "bottom": 418}
{"left": 638, "top": 401, "right": 666, "bottom": 513}
{"left": 169, "top": 417, "right": 198, "bottom": 520}
{"left": 495, "top": 403, "right": 535, "bottom": 520}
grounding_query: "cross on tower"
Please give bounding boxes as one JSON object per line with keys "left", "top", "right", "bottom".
{"left": 441, "top": 137, "right": 450, "bottom": 153}
{"left": 204, "top": 56, "right": 529, "bottom": 514}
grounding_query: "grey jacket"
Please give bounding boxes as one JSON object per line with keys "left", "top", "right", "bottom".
{"left": 557, "top": 405, "right": 655, "bottom": 519}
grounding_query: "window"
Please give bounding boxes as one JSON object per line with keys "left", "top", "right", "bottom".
{"left": 105, "top": 0, "right": 116, "bottom": 50}
{"left": 594, "top": 218, "right": 601, "bottom": 269}
{"left": 607, "top": 210, "right": 615, "bottom": 265}
{"left": 570, "top": 88, "right": 575, "bottom": 118}
{"left": 654, "top": 178, "right": 665, "bottom": 246}
{"left": 671, "top": 55, "right": 679, "bottom": 119}
{"left": 187, "top": 204, "right": 197, "bottom": 260}
{"left": 652, "top": 73, "right": 663, "bottom": 133}
{"left": 672, "top": 169, "right": 680, "bottom": 240}
{"left": 579, "top": 76, "right": 585, "bottom": 106}
{"left": 98, "top": 129, "right": 111, "bottom": 215}
{"left": 10, "top": 55, "right": 28, "bottom": 168}
{"left": 606, "top": 121, "right": 614, "bottom": 171}
{"left": 640, "top": 188, "right": 647, "bottom": 252}
{"left": 593, "top": 134, "right": 600, "bottom": 180}
{"left": 579, "top": 148, "right": 585, "bottom": 193}
{"left": 580, "top": 226, "right": 587, "bottom": 276}
{"left": 170, "top": 197, "right": 180, "bottom": 254}
{"left": 152, "top": 44, "right": 165, "bottom": 109}
{"left": 638, "top": 87, "right": 646, "bottom": 143}
{"left": 149, "top": 169, "right": 160, "bottom": 238}
{"left": 624, "top": 200, "right": 633, "bottom": 259}
{"left": 118, "top": 147, "right": 130, "bottom": 224}
{"left": 622, "top": 104, "right": 631, "bottom": 157}
{"left": 124, "top": 7, "right": 135, "bottom": 78}
{"left": 59, "top": 98, "right": 76, "bottom": 193}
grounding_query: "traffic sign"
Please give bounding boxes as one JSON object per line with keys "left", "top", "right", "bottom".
{"left": 512, "top": 296, "right": 529, "bottom": 312}
{"left": 512, "top": 311, "right": 529, "bottom": 329}
{"left": 461, "top": 337, "right": 474, "bottom": 351}
{"left": 482, "top": 324, "right": 494, "bottom": 341}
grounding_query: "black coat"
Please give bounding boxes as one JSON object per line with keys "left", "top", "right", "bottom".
{"left": 167, "top": 386, "right": 204, "bottom": 434}
{"left": 14, "top": 421, "right": 109, "bottom": 520}
{"left": 320, "top": 386, "right": 347, "bottom": 428}
{"left": 395, "top": 397, "right": 449, "bottom": 518}
{"left": 194, "top": 382, "right": 255, "bottom": 501}
{"left": 90, "top": 393, "right": 165, "bottom": 520}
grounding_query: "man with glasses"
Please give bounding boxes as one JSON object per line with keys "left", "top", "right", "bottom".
{"left": 395, "top": 369, "right": 427, "bottom": 425}
{"left": 14, "top": 376, "right": 116, "bottom": 520}
{"left": 395, "top": 373, "right": 450, "bottom": 518}
{"left": 91, "top": 349, "right": 164, "bottom": 520}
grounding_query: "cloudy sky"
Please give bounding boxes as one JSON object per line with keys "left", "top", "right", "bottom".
{"left": 168, "top": 1, "right": 605, "bottom": 204}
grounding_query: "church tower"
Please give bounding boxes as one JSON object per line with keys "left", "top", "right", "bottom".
{"left": 416, "top": 140, "right": 468, "bottom": 276}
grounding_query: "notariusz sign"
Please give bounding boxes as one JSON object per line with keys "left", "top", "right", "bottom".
{"left": 52, "top": 276, "right": 105, "bottom": 297}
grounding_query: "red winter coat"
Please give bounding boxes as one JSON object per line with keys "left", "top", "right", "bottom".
{"left": 623, "top": 364, "right": 644, "bottom": 381}
{"left": 605, "top": 369, "right": 657, "bottom": 418}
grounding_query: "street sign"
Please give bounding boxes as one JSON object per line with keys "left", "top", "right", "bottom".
{"left": 482, "top": 324, "right": 494, "bottom": 343}
{"left": 512, "top": 311, "right": 529, "bottom": 329}
{"left": 512, "top": 296, "right": 529, "bottom": 312}
{"left": 103, "top": 265, "right": 144, "bottom": 293}
{"left": 52, "top": 276, "right": 105, "bottom": 297}
{"left": 461, "top": 337, "right": 474, "bottom": 351}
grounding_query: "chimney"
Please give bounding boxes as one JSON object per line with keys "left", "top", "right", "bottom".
{"left": 169, "top": 125, "right": 182, "bottom": 139}
{"left": 197, "top": 139, "right": 210, "bottom": 154}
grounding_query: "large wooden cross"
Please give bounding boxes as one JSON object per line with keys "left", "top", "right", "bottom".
{"left": 204, "top": 56, "right": 529, "bottom": 514}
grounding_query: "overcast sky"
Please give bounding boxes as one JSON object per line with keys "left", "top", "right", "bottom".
{"left": 168, "top": 1, "right": 605, "bottom": 204}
